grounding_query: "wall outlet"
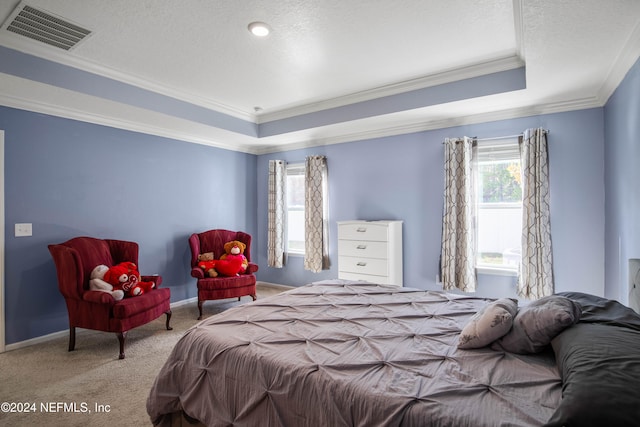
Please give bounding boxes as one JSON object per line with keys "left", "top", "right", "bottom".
{"left": 15, "top": 223, "right": 32, "bottom": 237}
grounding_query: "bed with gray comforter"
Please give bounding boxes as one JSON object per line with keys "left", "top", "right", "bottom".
{"left": 147, "top": 281, "right": 640, "bottom": 426}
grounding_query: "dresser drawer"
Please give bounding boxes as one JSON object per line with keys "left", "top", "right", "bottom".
{"left": 338, "top": 222, "right": 388, "bottom": 241}
{"left": 338, "top": 271, "right": 400, "bottom": 286}
{"left": 338, "top": 240, "right": 388, "bottom": 259}
{"left": 338, "top": 256, "right": 388, "bottom": 277}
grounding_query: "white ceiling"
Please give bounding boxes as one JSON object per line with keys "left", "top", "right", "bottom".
{"left": 0, "top": 0, "right": 639, "bottom": 154}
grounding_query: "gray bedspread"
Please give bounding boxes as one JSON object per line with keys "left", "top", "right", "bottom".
{"left": 147, "top": 281, "right": 561, "bottom": 426}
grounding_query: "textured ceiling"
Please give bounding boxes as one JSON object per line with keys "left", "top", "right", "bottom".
{"left": 0, "top": 0, "right": 639, "bottom": 153}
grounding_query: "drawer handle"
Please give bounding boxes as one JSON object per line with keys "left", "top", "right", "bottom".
{"left": 356, "top": 262, "right": 367, "bottom": 267}
{"left": 356, "top": 227, "right": 367, "bottom": 232}
{"left": 356, "top": 245, "right": 367, "bottom": 249}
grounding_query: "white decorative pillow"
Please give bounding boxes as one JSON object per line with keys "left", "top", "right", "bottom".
{"left": 458, "top": 298, "right": 518, "bottom": 349}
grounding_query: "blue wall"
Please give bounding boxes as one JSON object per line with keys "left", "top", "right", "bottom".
{"left": 604, "top": 57, "right": 640, "bottom": 303}
{"left": 1, "top": 107, "right": 257, "bottom": 344}
{"left": 10, "top": 53, "right": 640, "bottom": 344}
{"left": 255, "top": 109, "right": 606, "bottom": 301}
{"left": 0, "top": 102, "right": 610, "bottom": 346}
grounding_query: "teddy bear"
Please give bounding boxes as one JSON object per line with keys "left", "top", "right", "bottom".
{"left": 89, "top": 264, "right": 125, "bottom": 300}
{"left": 197, "top": 251, "right": 244, "bottom": 277}
{"left": 220, "top": 240, "right": 249, "bottom": 273}
{"left": 197, "top": 252, "right": 218, "bottom": 278}
{"left": 104, "top": 261, "right": 155, "bottom": 297}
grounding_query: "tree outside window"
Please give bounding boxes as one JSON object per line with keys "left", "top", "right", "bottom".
{"left": 476, "top": 141, "right": 522, "bottom": 269}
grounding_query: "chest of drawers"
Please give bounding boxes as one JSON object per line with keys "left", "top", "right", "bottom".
{"left": 337, "top": 220, "right": 403, "bottom": 286}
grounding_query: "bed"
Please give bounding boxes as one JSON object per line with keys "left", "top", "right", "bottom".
{"left": 147, "top": 280, "right": 640, "bottom": 427}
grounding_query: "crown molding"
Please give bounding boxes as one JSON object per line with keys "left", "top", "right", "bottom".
{"left": 0, "top": 35, "right": 255, "bottom": 122}
{"left": 0, "top": 71, "right": 605, "bottom": 157}
{"left": 512, "top": 0, "right": 525, "bottom": 60}
{"left": 252, "top": 96, "right": 603, "bottom": 155}
{"left": 0, "top": 84, "right": 602, "bottom": 157}
{"left": 256, "top": 54, "right": 524, "bottom": 124}
{"left": 0, "top": 91, "right": 257, "bottom": 154}
{"left": 597, "top": 19, "right": 640, "bottom": 104}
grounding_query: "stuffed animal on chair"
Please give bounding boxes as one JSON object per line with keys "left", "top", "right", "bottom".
{"left": 213, "top": 257, "right": 244, "bottom": 276}
{"left": 220, "top": 240, "right": 249, "bottom": 273}
{"left": 89, "top": 264, "right": 125, "bottom": 300}
{"left": 197, "top": 252, "right": 218, "bottom": 277}
{"left": 104, "top": 262, "right": 155, "bottom": 297}
{"left": 197, "top": 251, "right": 244, "bottom": 277}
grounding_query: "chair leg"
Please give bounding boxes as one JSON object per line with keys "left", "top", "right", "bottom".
{"left": 117, "top": 331, "right": 127, "bottom": 360}
{"left": 198, "top": 300, "right": 204, "bottom": 320}
{"left": 165, "top": 310, "right": 173, "bottom": 330}
{"left": 68, "top": 327, "right": 76, "bottom": 352}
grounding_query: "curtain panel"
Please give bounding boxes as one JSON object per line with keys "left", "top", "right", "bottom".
{"left": 441, "top": 137, "right": 477, "bottom": 292}
{"left": 304, "top": 155, "right": 330, "bottom": 272}
{"left": 267, "top": 160, "right": 286, "bottom": 268}
{"left": 518, "top": 128, "right": 554, "bottom": 299}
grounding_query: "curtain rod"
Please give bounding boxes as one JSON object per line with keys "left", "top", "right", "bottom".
{"left": 477, "top": 129, "right": 549, "bottom": 141}
{"left": 475, "top": 134, "right": 522, "bottom": 142}
{"left": 442, "top": 129, "right": 549, "bottom": 144}
{"left": 442, "top": 134, "right": 520, "bottom": 144}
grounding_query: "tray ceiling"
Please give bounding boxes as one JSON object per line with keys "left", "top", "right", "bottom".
{"left": 0, "top": 0, "right": 639, "bottom": 153}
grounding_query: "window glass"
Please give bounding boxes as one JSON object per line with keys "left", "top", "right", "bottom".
{"left": 286, "top": 164, "right": 305, "bottom": 254}
{"left": 476, "top": 139, "right": 522, "bottom": 270}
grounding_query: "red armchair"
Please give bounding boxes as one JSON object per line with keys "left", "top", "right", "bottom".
{"left": 48, "top": 236, "right": 172, "bottom": 359}
{"left": 189, "top": 229, "right": 258, "bottom": 319}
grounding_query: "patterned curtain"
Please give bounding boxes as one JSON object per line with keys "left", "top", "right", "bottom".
{"left": 304, "top": 155, "right": 329, "bottom": 272}
{"left": 267, "top": 160, "right": 286, "bottom": 268}
{"left": 518, "top": 128, "right": 554, "bottom": 299}
{"left": 441, "top": 137, "right": 477, "bottom": 292}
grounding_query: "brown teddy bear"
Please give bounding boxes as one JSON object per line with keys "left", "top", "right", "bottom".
{"left": 220, "top": 240, "right": 249, "bottom": 272}
{"left": 197, "top": 252, "right": 218, "bottom": 277}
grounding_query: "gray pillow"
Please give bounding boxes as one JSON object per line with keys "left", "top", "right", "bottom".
{"left": 492, "top": 295, "right": 582, "bottom": 354}
{"left": 458, "top": 298, "right": 518, "bottom": 349}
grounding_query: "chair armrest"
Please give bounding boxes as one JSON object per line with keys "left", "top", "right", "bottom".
{"left": 191, "top": 267, "right": 205, "bottom": 279}
{"left": 245, "top": 262, "right": 259, "bottom": 274}
{"left": 83, "top": 290, "right": 117, "bottom": 305}
{"left": 141, "top": 275, "right": 162, "bottom": 287}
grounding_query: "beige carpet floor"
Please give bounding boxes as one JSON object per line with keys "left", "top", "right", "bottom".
{"left": 0, "top": 284, "right": 289, "bottom": 427}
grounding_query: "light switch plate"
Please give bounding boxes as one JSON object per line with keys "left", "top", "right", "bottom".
{"left": 15, "top": 223, "right": 32, "bottom": 237}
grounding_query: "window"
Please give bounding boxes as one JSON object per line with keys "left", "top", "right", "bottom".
{"left": 476, "top": 138, "right": 522, "bottom": 272}
{"left": 286, "top": 163, "right": 305, "bottom": 255}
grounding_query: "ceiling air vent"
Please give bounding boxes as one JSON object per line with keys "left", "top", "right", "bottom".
{"left": 2, "top": 3, "right": 92, "bottom": 51}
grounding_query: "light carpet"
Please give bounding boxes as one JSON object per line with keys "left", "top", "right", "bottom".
{"left": 0, "top": 284, "right": 289, "bottom": 427}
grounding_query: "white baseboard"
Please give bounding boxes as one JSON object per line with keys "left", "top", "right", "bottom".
{"left": 3, "top": 286, "right": 291, "bottom": 352}
{"left": 4, "top": 329, "right": 69, "bottom": 352}
{"left": 3, "top": 298, "right": 199, "bottom": 353}
{"left": 257, "top": 281, "right": 294, "bottom": 291}
{"left": 169, "top": 296, "right": 198, "bottom": 308}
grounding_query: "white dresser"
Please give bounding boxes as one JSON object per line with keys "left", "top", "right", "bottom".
{"left": 337, "top": 220, "right": 403, "bottom": 286}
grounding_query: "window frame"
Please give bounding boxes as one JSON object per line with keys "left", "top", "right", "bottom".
{"left": 475, "top": 137, "right": 522, "bottom": 277}
{"left": 285, "top": 162, "right": 305, "bottom": 256}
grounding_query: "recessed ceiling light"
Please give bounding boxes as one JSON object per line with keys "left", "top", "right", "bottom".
{"left": 248, "top": 22, "right": 270, "bottom": 37}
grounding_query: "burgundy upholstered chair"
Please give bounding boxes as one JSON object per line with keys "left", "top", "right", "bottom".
{"left": 48, "top": 236, "right": 172, "bottom": 359}
{"left": 189, "top": 229, "right": 258, "bottom": 319}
